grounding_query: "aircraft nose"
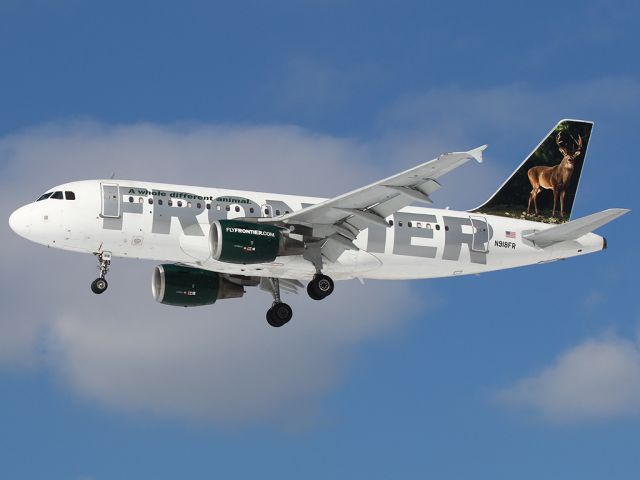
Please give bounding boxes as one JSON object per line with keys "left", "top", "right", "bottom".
{"left": 8, "top": 205, "right": 32, "bottom": 238}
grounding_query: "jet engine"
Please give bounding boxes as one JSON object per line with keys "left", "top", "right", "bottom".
{"left": 210, "top": 219, "right": 303, "bottom": 264}
{"left": 152, "top": 264, "right": 244, "bottom": 307}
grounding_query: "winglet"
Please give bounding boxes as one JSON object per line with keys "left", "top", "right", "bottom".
{"left": 467, "top": 144, "right": 488, "bottom": 164}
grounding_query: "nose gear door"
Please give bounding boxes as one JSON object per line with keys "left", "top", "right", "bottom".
{"left": 101, "top": 183, "right": 120, "bottom": 218}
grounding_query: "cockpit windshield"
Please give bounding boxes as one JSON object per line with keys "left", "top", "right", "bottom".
{"left": 36, "top": 192, "right": 53, "bottom": 201}
{"left": 35, "top": 190, "right": 76, "bottom": 201}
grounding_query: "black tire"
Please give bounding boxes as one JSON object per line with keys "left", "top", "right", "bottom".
{"left": 266, "top": 302, "right": 293, "bottom": 327}
{"left": 91, "top": 278, "right": 108, "bottom": 294}
{"left": 307, "top": 282, "right": 323, "bottom": 300}
{"left": 308, "top": 274, "right": 334, "bottom": 300}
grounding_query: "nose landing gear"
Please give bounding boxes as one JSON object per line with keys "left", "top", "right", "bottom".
{"left": 91, "top": 252, "right": 111, "bottom": 294}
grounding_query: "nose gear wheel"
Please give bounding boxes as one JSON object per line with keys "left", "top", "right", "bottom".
{"left": 91, "top": 251, "right": 111, "bottom": 294}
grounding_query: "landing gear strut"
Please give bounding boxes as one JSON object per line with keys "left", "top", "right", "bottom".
{"left": 307, "top": 274, "right": 334, "bottom": 300}
{"left": 91, "top": 251, "right": 111, "bottom": 294}
{"left": 266, "top": 278, "right": 293, "bottom": 327}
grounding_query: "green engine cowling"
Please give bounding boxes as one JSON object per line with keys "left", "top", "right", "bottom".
{"left": 210, "top": 220, "right": 284, "bottom": 264}
{"left": 152, "top": 264, "right": 244, "bottom": 307}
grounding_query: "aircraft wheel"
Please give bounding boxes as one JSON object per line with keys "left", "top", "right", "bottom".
{"left": 307, "top": 274, "right": 334, "bottom": 300}
{"left": 307, "top": 283, "right": 322, "bottom": 300}
{"left": 91, "top": 278, "right": 108, "bottom": 294}
{"left": 267, "top": 302, "right": 293, "bottom": 327}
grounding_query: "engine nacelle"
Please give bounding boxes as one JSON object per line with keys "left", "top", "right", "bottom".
{"left": 210, "top": 220, "right": 294, "bottom": 264}
{"left": 152, "top": 264, "right": 244, "bottom": 307}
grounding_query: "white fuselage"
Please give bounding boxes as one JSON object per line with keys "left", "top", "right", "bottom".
{"left": 9, "top": 180, "right": 605, "bottom": 281}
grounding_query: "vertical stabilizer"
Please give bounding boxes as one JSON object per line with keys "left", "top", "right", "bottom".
{"left": 472, "top": 119, "right": 593, "bottom": 224}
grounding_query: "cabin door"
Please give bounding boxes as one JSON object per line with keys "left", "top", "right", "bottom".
{"left": 101, "top": 183, "right": 120, "bottom": 218}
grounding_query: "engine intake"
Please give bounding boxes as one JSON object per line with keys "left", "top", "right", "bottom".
{"left": 152, "top": 264, "right": 244, "bottom": 307}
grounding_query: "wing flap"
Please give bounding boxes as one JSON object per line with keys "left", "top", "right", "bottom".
{"left": 259, "top": 277, "right": 305, "bottom": 295}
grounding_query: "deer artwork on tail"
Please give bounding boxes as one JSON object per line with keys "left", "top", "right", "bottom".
{"left": 527, "top": 131, "right": 583, "bottom": 218}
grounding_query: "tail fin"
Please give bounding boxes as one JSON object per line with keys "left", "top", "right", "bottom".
{"left": 472, "top": 119, "right": 593, "bottom": 224}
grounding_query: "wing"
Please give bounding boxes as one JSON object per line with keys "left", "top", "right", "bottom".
{"left": 259, "top": 145, "right": 487, "bottom": 263}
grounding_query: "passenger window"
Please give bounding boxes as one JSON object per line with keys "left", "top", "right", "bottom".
{"left": 408, "top": 221, "right": 413, "bottom": 228}
{"left": 37, "top": 193, "right": 53, "bottom": 201}
{"left": 51, "top": 191, "right": 63, "bottom": 200}
{"left": 206, "top": 203, "right": 211, "bottom": 210}
{"left": 426, "top": 224, "right": 432, "bottom": 230}
{"left": 264, "top": 208, "right": 270, "bottom": 216}
{"left": 435, "top": 224, "right": 440, "bottom": 231}
{"left": 196, "top": 203, "right": 201, "bottom": 209}
{"left": 417, "top": 222, "right": 422, "bottom": 228}
{"left": 65, "top": 191, "right": 76, "bottom": 200}
{"left": 187, "top": 202, "right": 192, "bottom": 208}
{"left": 158, "top": 199, "right": 163, "bottom": 206}
{"left": 275, "top": 209, "right": 280, "bottom": 216}
{"left": 389, "top": 220, "right": 394, "bottom": 226}
{"left": 177, "top": 201, "right": 183, "bottom": 207}
{"left": 226, "top": 205, "right": 230, "bottom": 211}
{"left": 445, "top": 225, "right": 449, "bottom": 231}
{"left": 168, "top": 200, "right": 173, "bottom": 207}
{"left": 128, "top": 196, "right": 134, "bottom": 203}
{"left": 138, "top": 197, "right": 143, "bottom": 203}
{"left": 250, "top": 207, "right": 254, "bottom": 214}
{"left": 216, "top": 205, "right": 221, "bottom": 211}
{"left": 285, "top": 210, "right": 289, "bottom": 214}
{"left": 398, "top": 222, "right": 403, "bottom": 227}
{"left": 235, "top": 206, "right": 240, "bottom": 212}
{"left": 148, "top": 198, "right": 153, "bottom": 205}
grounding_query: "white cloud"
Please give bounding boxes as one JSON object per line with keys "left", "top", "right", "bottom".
{"left": 380, "top": 77, "right": 640, "bottom": 137}
{"left": 495, "top": 333, "right": 640, "bottom": 422}
{"left": 46, "top": 275, "right": 419, "bottom": 426}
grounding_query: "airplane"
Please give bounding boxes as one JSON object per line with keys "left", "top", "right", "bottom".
{"left": 8, "top": 119, "right": 629, "bottom": 327}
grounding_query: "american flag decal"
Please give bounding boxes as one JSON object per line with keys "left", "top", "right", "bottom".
{"left": 505, "top": 231, "right": 516, "bottom": 239}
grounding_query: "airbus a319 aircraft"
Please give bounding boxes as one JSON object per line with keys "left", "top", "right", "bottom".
{"left": 9, "top": 120, "right": 629, "bottom": 327}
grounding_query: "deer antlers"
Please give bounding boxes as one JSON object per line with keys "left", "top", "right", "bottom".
{"left": 556, "top": 131, "right": 583, "bottom": 159}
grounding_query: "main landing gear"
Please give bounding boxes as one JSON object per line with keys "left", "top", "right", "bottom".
{"left": 266, "top": 278, "right": 293, "bottom": 328}
{"left": 307, "top": 274, "right": 334, "bottom": 300}
{"left": 91, "top": 251, "right": 111, "bottom": 295}
{"left": 264, "top": 273, "right": 335, "bottom": 327}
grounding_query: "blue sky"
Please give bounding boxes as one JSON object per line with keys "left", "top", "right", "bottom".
{"left": 1, "top": 1, "right": 639, "bottom": 479}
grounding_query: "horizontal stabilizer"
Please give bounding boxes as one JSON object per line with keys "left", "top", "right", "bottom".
{"left": 523, "top": 208, "right": 630, "bottom": 248}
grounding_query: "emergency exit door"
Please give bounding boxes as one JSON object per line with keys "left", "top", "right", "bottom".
{"left": 469, "top": 215, "right": 489, "bottom": 253}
